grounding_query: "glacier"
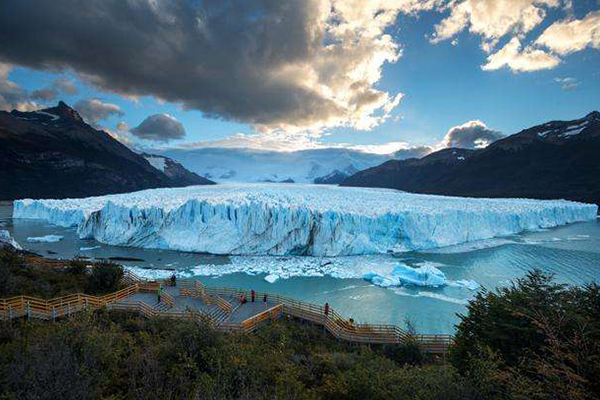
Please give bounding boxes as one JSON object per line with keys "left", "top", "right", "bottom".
{"left": 13, "top": 183, "right": 598, "bottom": 256}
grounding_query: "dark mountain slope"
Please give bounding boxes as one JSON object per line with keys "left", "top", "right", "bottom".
{"left": 0, "top": 102, "right": 214, "bottom": 200}
{"left": 342, "top": 112, "right": 600, "bottom": 205}
{"left": 140, "top": 153, "right": 213, "bottom": 186}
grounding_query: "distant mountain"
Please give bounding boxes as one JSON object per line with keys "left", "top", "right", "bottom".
{"left": 0, "top": 102, "right": 214, "bottom": 200}
{"left": 314, "top": 165, "right": 359, "bottom": 184}
{"left": 140, "top": 153, "right": 213, "bottom": 187}
{"left": 159, "top": 147, "right": 394, "bottom": 184}
{"left": 342, "top": 112, "right": 600, "bottom": 206}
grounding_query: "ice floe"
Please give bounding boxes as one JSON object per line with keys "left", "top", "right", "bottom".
{"left": 26, "top": 235, "right": 63, "bottom": 243}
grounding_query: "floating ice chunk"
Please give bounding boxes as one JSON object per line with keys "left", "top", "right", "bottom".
{"left": 80, "top": 245, "right": 101, "bottom": 251}
{"left": 371, "top": 275, "right": 398, "bottom": 287}
{"left": 27, "top": 235, "right": 63, "bottom": 243}
{"left": 365, "top": 263, "right": 447, "bottom": 288}
{"left": 14, "top": 183, "right": 598, "bottom": 256}
{"left": 450, "top": 279, "right": 480, "bottom": 291}
{"left": 0, "top": 230, "right": 22, "bottom": 250}
{"left": 264, "top": 274, "right": 280, "bottom": 283}
{"left": 392, "top": 264, "right": 446, "bottom": 287}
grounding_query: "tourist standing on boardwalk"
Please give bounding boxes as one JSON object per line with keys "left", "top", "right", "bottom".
{"left": 251, "top": 290, "right": 255, "bottom": 302}
{"left": 324, "top": 302, "right": 329, "bottom": 317}
{"left": 157, "top": 285, "right": 162, "bottom": 303}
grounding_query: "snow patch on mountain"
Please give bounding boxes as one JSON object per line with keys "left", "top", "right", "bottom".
{"left": 144, "top": 155, "right": 166, "bottom": 172}
{"left": 13, "top": 184, "right": 597, "bottom": 256}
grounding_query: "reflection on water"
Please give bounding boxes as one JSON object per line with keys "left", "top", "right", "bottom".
{"left": 2, "top": 204, "right": 599, "bottom": 334}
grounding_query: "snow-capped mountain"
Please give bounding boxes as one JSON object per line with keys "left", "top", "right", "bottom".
{"left": 158, "top": 147, "right": 395, "bottom": 184}
{"left": 140, "top": 153, "right": 213, "bottom": 187}
{"left": 342, "top": 112, "right": 600, "bottom": 206}
{"left": 0, "top": 101, "right": 214, "bottom": 200}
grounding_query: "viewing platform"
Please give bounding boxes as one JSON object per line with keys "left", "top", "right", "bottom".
{"left": 0, "top": 270, "right": 453, "bottom": 354}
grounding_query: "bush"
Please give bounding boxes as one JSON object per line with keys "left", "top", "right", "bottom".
{"left": 0, "top": 249, "right": 18, "bottom": 297}
{"left": 66, "top": 259, "right": 87, "bottom": 275}
{"left": 451, "top": 269, "right": 600, "bottom": 400}
{"left": 86, "top": 262, "right": 123, "bottom": 294}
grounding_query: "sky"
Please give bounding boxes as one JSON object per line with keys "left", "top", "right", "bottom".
{"left": 0, "top": 0, "right": 599, "bottom": 154}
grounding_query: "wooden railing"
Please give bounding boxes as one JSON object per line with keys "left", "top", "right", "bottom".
{"left": 241, "top": 304, "right": 283, "bottom": 332}
{"left": 199, "top": 283, "right": 451, "bottom": 352}
{"left": 0, "top": 283, "right": 141, "bottom": 321}
{"left": 178, "top": 279, "right": 212, "bottom": 305}
{"left": 0, "top": 275, "right": 453, "bottom": 354}
{"left": 161, "top": 291, "right": 175, "bottom": 308}
{"left": 214, "top": 295, "right": 233, "bottom": 314}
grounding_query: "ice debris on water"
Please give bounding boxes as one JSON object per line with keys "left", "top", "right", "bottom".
{"left": 26, "top": 235, "right": 63, "bottom": 243}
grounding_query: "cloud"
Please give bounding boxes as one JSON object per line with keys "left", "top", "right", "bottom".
{"left": 0, "top": 0, "right": 417, "bottom": 133}
{"left": 430, "top": 0, "right": 564, "bottom": 47}
{"left": 536, "top": 10, "right": 600, "bottom": 55}
{"left": 131, "top": 114, "right": 186, "bottom": 142}
{"left": 554, "top": 77, "right": 580, "bottom": 90}
{"left": 74, "top": 98, "right": 124, "bottom": 126}
{"left": 116, "top": 121, "right": 129, "bottom": 132}
{"left": 53, "top": 78, "right": 79, "bottom": 95}
{"left": 442, "top": 120, "right": 504, "bottom": 149}
{"left": 481, "top": 37, "right": 561, "bottom": 72}
{"left": 0, "top": 63, "right": 38, "bottom": 111}
{"left": 31, "top": 87, "right": 58, "bottom": 101}
{"left": 428, "top": 0, "right": 597, "bottom": 73}
{"left": 394, "top": 145, "right": 433, "bottom": 159}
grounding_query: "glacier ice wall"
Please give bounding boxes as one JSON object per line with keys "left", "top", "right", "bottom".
{"left": 13, "top": 184, "right": 598, "bottom": 256}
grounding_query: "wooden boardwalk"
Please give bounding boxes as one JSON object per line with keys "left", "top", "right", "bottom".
{"left": 0, "top": 271, "right": 453, "bottom": 354}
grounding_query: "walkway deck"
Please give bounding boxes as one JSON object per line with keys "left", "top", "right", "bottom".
{"left": 122, "top": 288, "right": 278, "bottom": 323}
{"left": 0, "top": 272, "right": 453, "bottom": 354}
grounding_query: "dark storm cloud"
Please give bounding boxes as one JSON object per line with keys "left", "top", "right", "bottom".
{"left": 394, "top": 146, "right": 433, "bottom": 159}
{"left": 442, "top": 120, "right": 504, "bottom": 149}
{"left": 31, "top": 88, "right": 58, "bottom": 101}
{"left": 131, "top": 114, "right": 186, "bottom": 142}
{"left": 74, "top": 98, "right": 124, "bottom": 126}
{"left": 0, "top": 0, "right": 353, "bottom": 129}
{"left": 54, "top": 78, "right": 79, "bottom": 95}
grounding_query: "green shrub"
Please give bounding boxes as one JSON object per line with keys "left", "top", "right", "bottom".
{"left": 86, "top": 262, "right": 123, "bottom": 294}
{"left": 66, "top": 259, "right": 87, "bottom": 275}
{"left": 452, "top": 269, "right": 600, "bottom": 400}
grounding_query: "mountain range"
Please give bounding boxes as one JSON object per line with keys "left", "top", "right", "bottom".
{"left": 0, "top": 102, "right": 213, "bottom": 200}
{"left": 157, "top": 147, "right": 397, "bottom": 184}
{"left": 342, "top": 112, "right": 600, "bottom": 206}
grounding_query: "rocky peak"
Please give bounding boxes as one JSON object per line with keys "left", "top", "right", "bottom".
{"left": 51, "top": 101, "right": 84, "bottom": 122}
{"left": 585, "top": 111, "right": 600, "bottom": 121}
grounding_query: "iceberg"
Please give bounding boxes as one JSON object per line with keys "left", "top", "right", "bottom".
{"left": 13, "top": 183, "right": 598, "bottom": 256}
{"left": 364, "top": 263, "right": 447, "bottom": 288}
{"left": 264, "top": 274, "right": 280, "bottom": 283}
{"left": 26, "top": 235, "right": 64, "bottom": 243}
